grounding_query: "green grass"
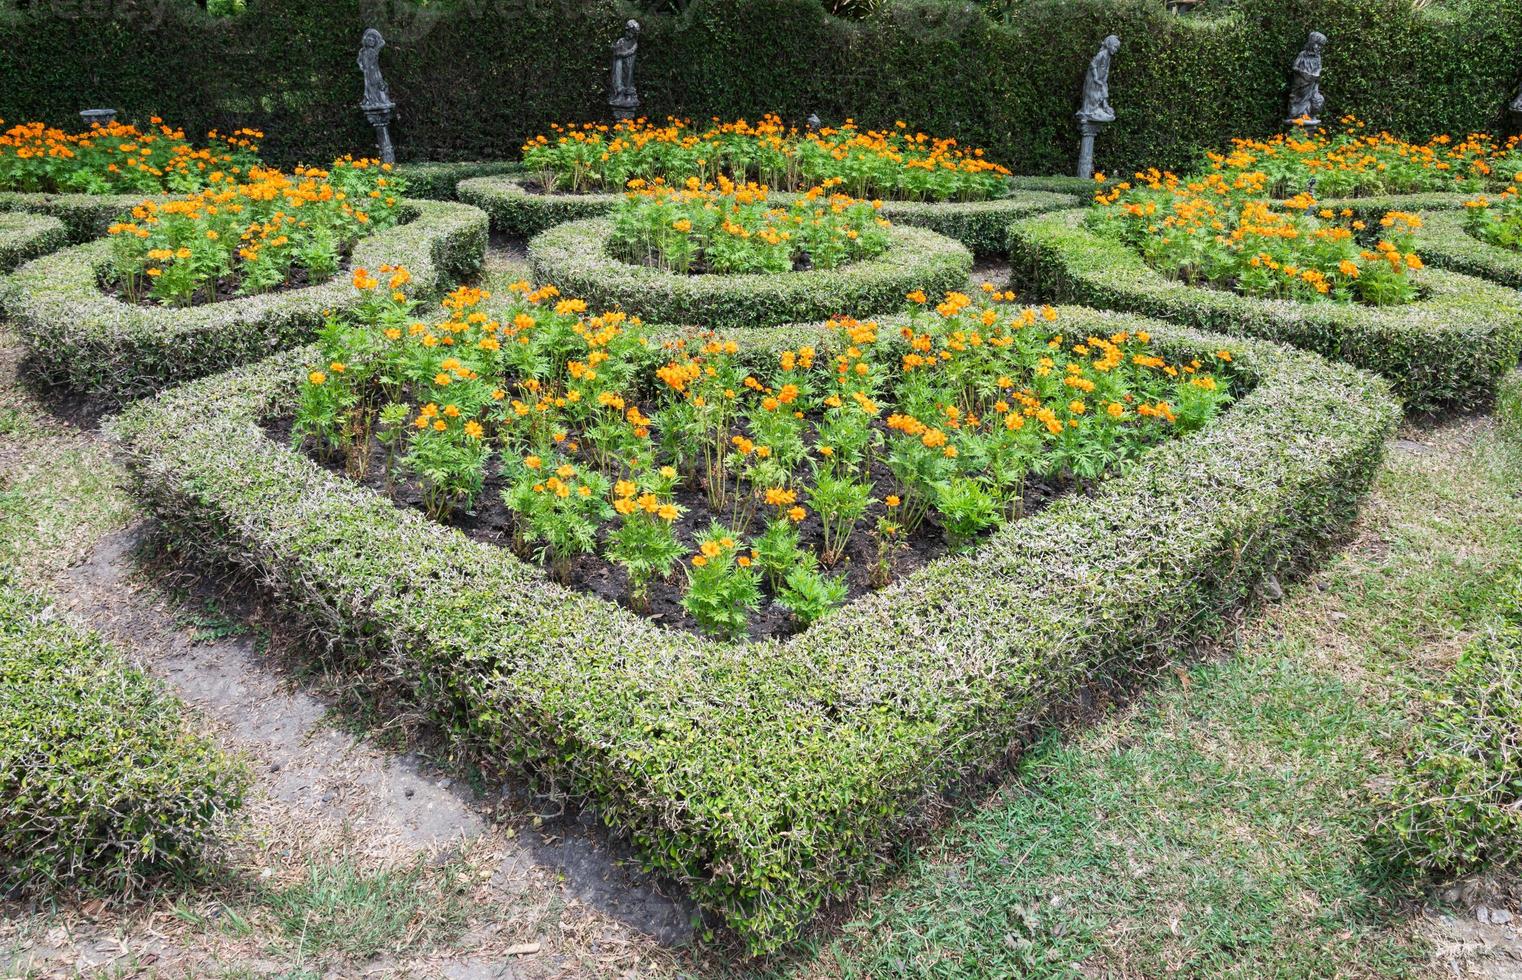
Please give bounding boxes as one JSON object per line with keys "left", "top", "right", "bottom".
{"left": 761, "top": 416, "right": 1522, "bottom": 979}
{"left": 260, "top": 855, "right": 468, "bottom": 961}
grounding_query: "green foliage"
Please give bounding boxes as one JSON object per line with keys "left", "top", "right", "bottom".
{"left": 0, "top": 570, "right": 247, "bottom": 895}
{"left": 1008, "top": 207, "right": 1522, "bottom": 412}
{"left": 0, "top": 0, "right": 1517, "bottom": 178}
{"left": 109, "top": 307, "right": 1397, "bottom": 953}
{"left": 1412, "top": 206, "right": 1522, "bottom": 289}
{"left": 776, "top": 563, "right": 848, "bottom": 626}
{"left": 528, "top": 217, "right": 972, "bottom": 328}
{"left": 0, "top": 211, "right": 66, "bottom": 273}
{"left": 1382, "top": 575, "right": 1522, "bottom": 874}
{"left": 0, "top": 199, "right": 486, "bottom": 400}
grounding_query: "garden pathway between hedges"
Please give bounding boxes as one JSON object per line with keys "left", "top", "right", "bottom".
{"left": 0, "top": 328, "right": 691, "bottom": 979}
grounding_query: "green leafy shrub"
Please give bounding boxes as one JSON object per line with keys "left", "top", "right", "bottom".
{"left": 110, "top": 305, "right": 1398, "bottom": 953}
{"left": 1383, "top": 575, "right": 1522, "bottom": 874}
{"left": 0, "top": 571, "right": 247, "bottom": 894}
{"left": 0, "top": 211, "right": 65, "bottom": 272}
{"left": 1410, "top": 207, "right": 1522, "bottom": 289}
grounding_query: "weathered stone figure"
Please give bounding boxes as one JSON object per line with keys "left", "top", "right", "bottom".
{"left": 1511, "top": 77, "right": 1522, "bottom": 115}
{"left": 1287, "top": 31, "right": 1327, "bottom": 127}
{"left": 358, "top": 28, "right": 392, "bottom": 110}
{"left": 610, "top": 20, "right": 641, "bottom": 112}
{"left": 1077, "top": 35, "right": 1121, "bottom": 124}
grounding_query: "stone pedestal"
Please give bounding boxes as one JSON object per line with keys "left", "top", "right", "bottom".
{"left": 1075, "top": 117, "right": 1110, "bottom": 181}
{"left": 80, "top": 108, "right": 118, "bottom": 128}
{"left": 609, "top": 97, "right": 639, "bottom": 123}
{"left": 363, "top": 103, "right": 396, "bottom": 165}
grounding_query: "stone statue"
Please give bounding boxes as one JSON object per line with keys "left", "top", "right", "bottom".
{"left": 358, "top": 28, "right": 392, "bottom": 110}
{"left": 806, "top": 112, "right": 822, "bottom": 132}
{"left": 609, "top": 19, "right": 640, "bottom": 112}
{"left": 1286, "top": 31, "right": 1327, "bottom": 127}
{"left": 1076, "top": 35, "right": 1120, "bottom": 124}
{"left": 1511, "top": 77, "right": 1522, "bottom": 115}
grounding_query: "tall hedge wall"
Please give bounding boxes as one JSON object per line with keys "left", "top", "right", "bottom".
{"left": 1, "top": 0, "right": 1519, "bottom": 177}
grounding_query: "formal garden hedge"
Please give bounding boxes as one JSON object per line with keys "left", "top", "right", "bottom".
{"left": 458, "top": 173, "right": 1077, "bottom": 253}
{"left": 1410, "top": 208, "right": 1522, "bottom": 289}
{"left": 0, "top": 212, "right": 66, "bottom": 273}
{"left": 109, "top": 304, "right": 1398, "bottom": 952}
{"left": 527, "top": 217, "right": 972, "bottom": 328}
{"left": 0, "top": 570, "right": 247, "bottom": 895}
{"left": 1, "top": 0, "right": 1518, "bottom": 179}
{"left": 0, "top": 191, "right": 179, "bottom": 245}
{"left": 1007, "top": 209, "right": 1522, "bottom": 413}
{"left": 0, "top": 199, "right": 487, "bottom": 399}
{"left": 393, "top": 160, "right": 521, "bottom": 201}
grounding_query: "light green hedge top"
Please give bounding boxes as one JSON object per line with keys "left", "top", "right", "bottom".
{"left": 0, "top": 571, "right": 247, "bottom": 894}
{"left": 1, "top": 199, "right": 487, "bottom": 400}
{"left": 527, "top": 217, "right": 973, "bottom": 329}
{"left": 110, "top": 307, "right": 1397, "bottom": 954}
{"left": 0, "top": 190, "right": 177, "bottom": 245}
{"left": 1410, "top": 208, "right": 1522, "bottom": 289}
{"left": 0, "top": 212, "right": 67, "bottom": 273}
{"left": 458, "top": 173, "right": 1077, "bottom": 254}
{"left": 1007, "top": 208, "right": 1522, "bottom": 414}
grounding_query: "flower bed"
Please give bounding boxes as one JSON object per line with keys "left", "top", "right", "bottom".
{"left": 0, "top": 211, "right": 66, "bottom": 273}
{"left": 110, "top": 299, "right": 1397, "bottom": 953}
{"left": 1, "top": 199, "right": 486, "bottom": 399}
{"left": 0, "top": 117, "right": 262, "bottom": 195}
{"left": 0, "top": 570, "right": 247, "bottom": 894}
{"left": 1008, "top": 208, "right": 1522, "bottom": 413}
{"left": 528, "top": 217, "right": 971, "bottom": 328}
{"left": 456, "top": 172, "right": 1077, "bottom": 254}
{"left": 282, "top": 283, "right": 1230, "bottom": 641}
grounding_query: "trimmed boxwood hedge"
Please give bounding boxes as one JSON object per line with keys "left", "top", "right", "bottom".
{"left": 1318, "top": 192, "right": 1474, "bottom": 224}
{"left": 109, "top": 306, "right": 1398, "bottom": 953}
{"left": 458, "top": 173, "right": 1077, "bottom": 254}
{"left": 1410, "top": 209, "right": 1522, "bottom": 289}
{"left": 0, "top": 570, "right": 247, "bottom": 895}
{"left": 1007, "top": 208, "right": 1522, "bottom": 413}
{"left": 393, "top": 160, "right": 522, "bottom": 202}
{"left": 527, "top": 217, "right": 973, "bottom": 329}
{"left": 0, "top": 199, "right": 487, "bottom": 399}
{"left": 0, "top": 212, "right": 66, "bottom": 273}
{"left": 1500, "top": 370, "right": 1522, "bottom": 444}
{"left": 0, "top": 191, "right": 177, "bottom": 245}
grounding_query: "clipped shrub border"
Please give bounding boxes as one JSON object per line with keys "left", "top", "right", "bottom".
{"left": 0, "top": 212, "right": 67, "bottom": 273}
{"left": 527, "top": 217, "right": 973, "bottom": 328}
{"left": 0, "top": 570, "right": 247, "bottom": 894}
{"left": 1499, "top": 370, "right": 1522, "bottom": 445}
{"left": 110, "top": 306, "right": 1398, "bottom": 953}
{"left": 457, "top": 173, "right": 1077, "bottom": 253}
{"left": 1, "top": 199, "right": 487, "bottom": 399}
{"left": 393, "top": 160, "right": 521, "bottom": 201}
{"left": 1410, "top": 209, "right": 1522, "bottom": 289}
{"left": 1318, "top": 191, "right": 1473, "bottom": 224}
{"left": 0, "top": 191, "right": 176, "bottom": 245}
{"left": 1007, "top": 208, "right": 1522, "bottom": 413}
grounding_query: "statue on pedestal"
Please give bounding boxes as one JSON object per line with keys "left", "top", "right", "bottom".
{"left": 610, "top": 20, "right": 641, "bottom": 115}
{"left": 1076, "top": 35, "right": 1120, "bottom": 124}
{"left": 1286, "top": 31, "right": 1327, "bottom": 129}
{"left": 358, "top": 28, "right": 393, "bottom": 110}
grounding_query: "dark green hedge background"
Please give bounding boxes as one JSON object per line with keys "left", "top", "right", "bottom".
{"left": 1, "top": 0, "right": 1519, "bottom": 177}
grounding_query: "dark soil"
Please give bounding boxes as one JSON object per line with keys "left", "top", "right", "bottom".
{"left": 261, "top": 413, "right": 1072, "bottom": 642}
{"left": 101, "top": 254, "right": 347, "bottom": 309}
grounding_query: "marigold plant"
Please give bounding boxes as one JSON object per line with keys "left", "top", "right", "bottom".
{"left": 609, "top": 176, "right": 892, "bottom": 274}
{"left": 0, "top": 117, "right": 262, "bottom": 194}
{"left": 522, "top": 114, "right": 1011, "bottom": 202}
{"left": 107, "top": 158, "right": 404, "bottom": 306}
{"left": 1090, "top": 168, "right": 1425, "bottom": 306}
{"left": 1201, "top": 119, "right": 1517, "bottom": 199}
{"left": 290, "top": 277, "right": 1233, "bottom": 639}
{"left": 1463, "top": 174, "right": 1522, "bottom": 252}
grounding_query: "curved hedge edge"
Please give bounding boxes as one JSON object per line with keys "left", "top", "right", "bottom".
{"left": 457, "top": 174, "right": 620, "bottom": 238}
{"left": 0, "top": 568, "right": 247, "bottom": 895}
{"left": 0, "top": 212, "right": 67, "bottom": 274}
{"left": 107, "top": 308, "right": 1398, "bottom": 954}
{"left": 459, "top": 173, "right": 1078, "bottom": 253}
{"left": 527, "top": 218, "right": 972, "bottom": 329}
{"left": 1, "top": 198, "right": 487, "bottom": 400}
{"left": 1010, "top": 174, "right": 1099, "bottom": 196}
{"left": 0, "top": 191, "right": 178, "bottom": 245}
{"left": 1318, "top": 191, "right": 1474, "bottom": 223}
{"left": 1007, "top": 208, "right": 1522, "bottom": 414}
{"left": 875, "top": 190, "right": 1080, "bottom": 255}
{"left": 1413, "top": 209, "right": 1522, "bottom": 289}
{"left": 394, "top": 160, "right": 522, "bottom": 201}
